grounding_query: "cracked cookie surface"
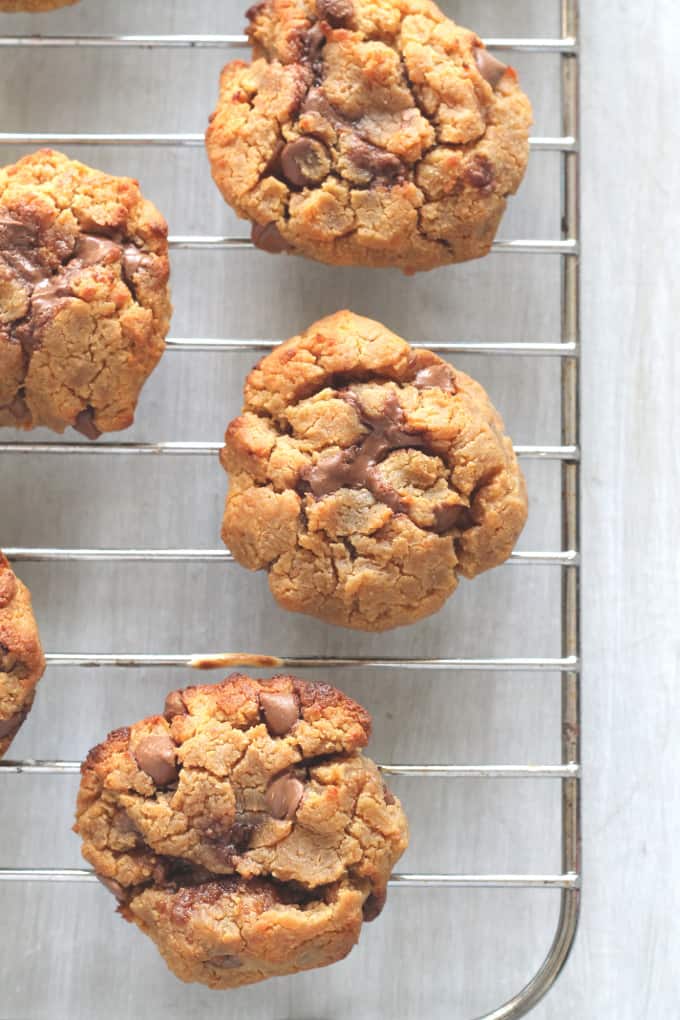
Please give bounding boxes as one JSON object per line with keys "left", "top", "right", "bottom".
{"left": 206, "top": 0, "right": 532, "bottom": 272}
{"left": 0, "top": 150, "right": 171, "bottom": 437}
{"left": 0, "top": 553, "right": 45, "bottom": 759}
{"left": 75, "top": 672, "right": 408, "bottom": 988}
{"left": 221, "top": 310, "right": 528, "bottom": 631}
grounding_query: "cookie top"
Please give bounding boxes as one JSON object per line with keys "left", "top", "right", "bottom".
{"left": 0, "top": 553, "right": 45, "bottom": 759}
{"left": 221, "top": 310, "right": 527, "bottom": 630}
{"left": 75, "top": 672, "right": 407, "bottom": 988}
{"left": 0, "top": 149, "right": 171, "bottom": 437}
{"left": 206, "top": 0, "right": 531, "bottom": 272}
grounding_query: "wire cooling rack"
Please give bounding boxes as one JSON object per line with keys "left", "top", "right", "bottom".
{"left": 0, "top": 2, "right": 580, "bottom": 1017}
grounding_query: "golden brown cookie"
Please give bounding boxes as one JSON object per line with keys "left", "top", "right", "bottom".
{"left": 0, "top": 1, "right": 77, "bottom": 12}
{"left": 0, "top": 553, "right": 45, "bottom": 759}
{"left": 220, "top": 310, "right": 528, "bottom": 631}
{"left": 206, "top": 0, "right": 532, "bottom": 272}
{"left": 0, "top": 150, "right": 171, "bottom": 437}
{"left": 75, "top": 673, "right": 408, "bottom": 988}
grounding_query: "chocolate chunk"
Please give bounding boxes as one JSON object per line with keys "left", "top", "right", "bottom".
{"left": 316, "top": 0, "right": 354, "bottom": 27}
{"left": 0, "top": 217, "right": 46, "bottom": 284}
{"left": 362, "top": 889, "right": 386, "bottom": 921}
{"left": 163, "top": 690, "right": 188, "bottom": 721}
{"left": 382, "top": 782, "right": 396, "bottom": 806}
{"left": 0, "top": 711, "right": 23, "bottom": 740}
{"left": 413, "top": 364, "right": 456, "bottom": 392}
{"left": 259, "top": 689, "right": 300, "bottom": 736}
{"left": 302, "top": 391, "right": 425, "bottom": 501}
{"left": 280, "top": 138, "right": 331, "bottom": 187}
{"left": 29, "top": 275, "right": 75, "bottom": 323}
{"left": 432, "top": 503, "right": 474, "bottom": 533}
{"left": 465, "top": 156, "right": 494, "bottom": 192}
{"left": 209, "top": 955, "right": 242, "bottom": 969}
{"left": 73, "top": 406, "right": 101, "bottom": 441}
{"left": 74, "top": 234, "right": 122, "bottom": 266}
{"left": 305, "top": 22, "right": 327, "bottom": 65}
{"left": 346, "top": 137, "right": 404, "bottom": 184}
{"left": 122, "top": 245, "right": 151, "bottom": 288}
{"left": 265, "top": 774, "right": 305, "bottom": 820}
{"left": 6, "top": 391, "right": 30, "bottom": 423}
{"left": 474, "top": 47, "right": 508, "bottom": 89}
{"left": 228, "top": 813, "right": 259, "bottom": 849}
{"left": 134, "top": 734, "right": 178, "bottom": 786}
{"left": 301, "top": 87, "right": 339, "bottom": 124}
{"left": 97, "top": 875, "right": 127, "bottom": 903}
{"left": 251, "top": 221, "right": 293, "bottom": 254}
{"left": 0, "top": 216, "right": 38, "bottom": 249}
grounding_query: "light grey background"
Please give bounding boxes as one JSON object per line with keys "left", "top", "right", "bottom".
{"left": 0, "top": 1, "right": 677, "bottom": 1018}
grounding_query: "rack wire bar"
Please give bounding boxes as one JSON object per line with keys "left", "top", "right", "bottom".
{"left": 0, "top": 868, "right": 579, "bottom": 890}
{"left": 0, "top": 3, "right": 581, "bottom": 1018}
{"left": 0, "top": 35, "right": 577, "bottom": 53}
{"left": 0, "top": 442, "right": 579, "bottom": 459}
{"left": 164, "top": 337, "right": 579, "bottom": 356}
{"left": 3, "top": 548, "right": 579, "bottom": 567}
{"left": 0, "top": 133, "right": 576, "bottom": 154}
{"left": 0, "top": 760, "right": 580, "bottom": 779}
{"left": 39, "top": 653, "right": 579, "bottom": 672}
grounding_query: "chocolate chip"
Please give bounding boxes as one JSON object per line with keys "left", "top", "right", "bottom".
{"left": 432, "top": 504, "right": 474, "bottom": 533}
{"left": 97, "top": 875, "right": 127, "bottom": 903}
{"left": 265, "top": 774, "right": 305, "bottom": 820}
{"left": 0, "top": 216, "right": 38, "bottom": 249}
{"left": 465, "top": 156, "right": 494, "bottom": 192}
{"left": 228, "top": 813, "right": 259, "bottom": 849}
{"left": 316, "top": 0, "right": 354, "bottom": 27}
{"left": 474, "top": 47, "right": 508, "bottom": 89}
{"left": 134, "top": 734, "right": 178, "bottom": 786}
{"left": 73, "top": 406, "right": 101, "bottom": 441}
{"left": 362, "top": 889, "right": 386, "bottom": 921}
{"left": 302, "top": 391, "right": 425, "bottom": 500}
{"left": 209, "top": 955, "right": 242, "bottom": 969}
{"left": 305, "top": 22, "right": 327, "bottom": 65}
{"left": 259, "top": 690, "right": 300, "bottom": 736}
{"left": 251, "top": 221, "right": 292, "bottom": 254}
{"left": 74, "top": 234, "right": 122, "bottom": 266}
{"left": 121, "top": 245, "right": 152, "bottom": 290}
{"left": 382, "top": 782, "right": 396, "bottom": 806}
{"left": 6, "top": 391, "right": 30, "bottom": 423}
{"left": 280, "top": 138, "right": 331, "bottom": 187}
{"left": 163, "top": 690, "right": 188, "bottom": 721}
{"left": 0, "top": 711, "right": 23, "bottom": 740}
{"left": 413, "top": 364, "right": 456, "bottom": 392}
{"left": 346, "top": 137, "right": 404, "bottom": 184}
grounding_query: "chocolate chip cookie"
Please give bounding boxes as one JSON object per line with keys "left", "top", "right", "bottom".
{"left": 0, "top": 1, "right": 77, "bottom": 10}
{"left": 0, "top": 553, "right": 45, "bottom": 759}
{"left": 75, "top": 673, "right": 408, "bottom": 988}
{"left": 206, "top": 0, "right": 532, "bottom": 272}
{"left": 220, "top": 310, "right": 527, "bottom": 631}
{"left": 0, "top": 149, "right": 171, "bottom": 437}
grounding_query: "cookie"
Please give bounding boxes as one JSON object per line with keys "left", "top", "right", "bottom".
{"left": 0, "top": 149, "right": 171, "bottom": 437}
{"left": 0, "top": 1, "right": 78, "bottom": 11}
{"left": 0, "top": 553, "right": 45, "bottom": 759}
{"left": 206, "top": 0, "right": 532, "bottom": 272}
{"left": 220, "top": 310, "right": 527, "bottom": 631}
{"left": 75, "top": 673, "right": 408, "bottom": 988}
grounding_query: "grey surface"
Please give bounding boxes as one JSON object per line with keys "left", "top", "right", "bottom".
{"left": 0, "top": 0, "right": 676, "bottom": 1018}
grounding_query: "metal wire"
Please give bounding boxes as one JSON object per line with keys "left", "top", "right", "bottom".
{"left": 0, "top": 8, "right": 581, "bottom": 1020}
{"left": 0, "top": 441, "right": 578, "bottom": 458}
{"left": 0, "top": 35, "right": 577, "bottom": 53}
{"left": 3, "top": 548, "right": 580, "bottom": 566}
